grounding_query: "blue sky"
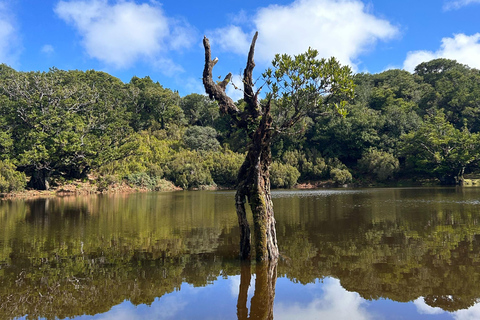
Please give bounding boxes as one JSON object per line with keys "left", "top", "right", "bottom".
{"left": 2, "top": 0, "right": 480, "bottom": 97}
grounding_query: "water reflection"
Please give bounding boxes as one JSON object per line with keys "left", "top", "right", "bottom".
{"left": 237, "top": 262, "right": 277, "bottom": 320}
{"left": 274, "top": 278, "right": 370, "bottom": 320}
{"left": 2, "top": 188, "right": 480, "bottom": 319}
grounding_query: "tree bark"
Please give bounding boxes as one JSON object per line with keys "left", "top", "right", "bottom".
{"left": 202, "top": 33, "right": 279, "bottom": 261}
{"left": 27, "top": 168, "right": 51, "bottom": 190}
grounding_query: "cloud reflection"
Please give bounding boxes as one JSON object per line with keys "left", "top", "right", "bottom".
{"left": 414, "top": 296, "right": 480, "bottom": 320}
{"left": 229, "top": 274, "right": 256, "bottom": 298}
{"left": 413, "top": 298, "right": 445, "bottom": 315}
{"left": 274, "top": 278, "right": 371, "bottom": 320}
{"left": 454, "top": 303, "right": 480, "bottom": 320}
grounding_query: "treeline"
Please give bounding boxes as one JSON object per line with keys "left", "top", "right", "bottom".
{"left": 1, "top": 58, "right": 480, "bottom": 192}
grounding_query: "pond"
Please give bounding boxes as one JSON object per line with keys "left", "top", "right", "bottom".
{"left": 1, "top": 187, "right": 480, "bottom": 319}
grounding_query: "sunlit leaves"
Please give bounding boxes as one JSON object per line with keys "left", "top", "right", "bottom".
{"left": 262, "top": 48, "right": 354, "bottom": 132}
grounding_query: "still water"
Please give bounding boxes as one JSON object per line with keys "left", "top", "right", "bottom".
{"left": 1, "top": 187, "right": 480, "bottom": 319}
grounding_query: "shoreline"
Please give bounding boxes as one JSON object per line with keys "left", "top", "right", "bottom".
{"left": 1, "top": 178, "right": 461, "bottom": 201}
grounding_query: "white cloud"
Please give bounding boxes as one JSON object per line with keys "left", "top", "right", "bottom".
{"left": 208, "top": 0, "right": 399, "bottom": 70}
{"left": 182, "top": 77, "right": 205, "bottom": 96}
{"left": 55, "top": 0, "right": 195, "bottom": 69}
{"left": 41, "top": 44, "right": 55, "bottom": 55}
{"left": 226, "top": 74, "right": 249, "bottom": 102}
{"left": 210, "top": 25, "right": 251, "bottom": 56}
{"left": 0, "top": 2, "right": 21, "bottom": 66}
{"left": 403, "top": 33, "right": 480, "bottom": 72}
{"left": 443, "top": 0, "right": 480, "bottom": 10}
{"left": 274, "top": 278, "right": 371, "bottom": 320}
{"left": 153, "top": 57, "right": 184, "bottom": 77}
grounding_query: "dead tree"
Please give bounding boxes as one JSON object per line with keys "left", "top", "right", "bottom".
{"left": 203, "top": 32, "right": 279, "bottom": 261}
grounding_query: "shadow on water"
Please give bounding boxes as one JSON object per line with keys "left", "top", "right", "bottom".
{"left": 2, "top": 188, "right": 480, "bottom": 319}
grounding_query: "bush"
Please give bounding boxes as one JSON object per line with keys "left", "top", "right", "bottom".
{"left": 330, "top": 168, "right": 352, "bottom": 185}
{"left": 126, "top": 172, "right": 157, "bottom": 190}
{"left": 207, "top": 150, "right": 244, "bottom": 187}
{"left": 0, "top": 161, "right": 27, "bottom": 193}
{"left": 164, "top": 150, "right": 214, "bottom": 189}
{"left": 183, "top": 126, "right": 220, "bottom": 151}
{"left": 358, "top": 148, "right": 399, "bottom": 181}
{"left": 96, "top": 175, "right": 120, "bottom": 192}
{"left": 270, "top": 162, "right": 301, "bottom": 188}
{"left": 282, "top": 150, "right": 327, "bottom": 180}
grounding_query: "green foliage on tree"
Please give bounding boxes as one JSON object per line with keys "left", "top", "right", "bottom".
{"left": 180, "top": 93, "right": 219, "bottom": 127}
{"left": 358, "top": 148, "right": 399, "bottom": 181}
{"left": 1, "top": 55, "right": 480, "bottom": 191}
{"left": 183, "top": 125, "right": 220, "bottom": 151}
{"left": 0, "top": 160, "right": 26, "bottom": 192}
{"left": 330, "top": 167, "right": 352, "bottom": 184}
{"left": 0, "top": 66, "right": 132, "bottom": 190}
{"left": 270, "top": 162, "right": 300, "bottom": 188}
{"left": 128, "top": 76, "right": 185, "bottom": 131}
{"left": 401, "top": 111, "right": 480, "bottom": 183}
{"left": 163, "top": 150, "right": 214, "bottom": 189}
{"left": 206, "top": 149, "right": 244, "bottom": 187}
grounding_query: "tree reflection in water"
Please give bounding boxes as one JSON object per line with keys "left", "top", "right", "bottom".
{"left": 237, "top": 262, "right": 277, "bottom": 320}
{"left": 3, "top": 189, "right": 480, "bottom": 319}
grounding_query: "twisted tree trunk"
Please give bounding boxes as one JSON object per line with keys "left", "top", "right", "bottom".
{"left": 203, "top": 32, "right": 279, "bottom": 261}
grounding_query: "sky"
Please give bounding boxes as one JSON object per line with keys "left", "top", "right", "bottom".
{"left": 1, "top": 0, "right": 480, "bottom": 97}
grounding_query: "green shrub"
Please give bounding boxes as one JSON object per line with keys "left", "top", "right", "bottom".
{"left": 207, "top": 150, "right": 244, "bottom": 187}
{"left": 330, "top": 168, "right": 352, "bottom": 185}
{"left": 358, "top": 148, "right": 399, "bottom": 181}
{"left": 0, "top": 161, "right": 27, "bottom": 193}
{"left": 154, "top": 179, "right": 177, "bottom": 191}
{"left": 282, "top": 150, "right": 327, "bottom": 180}
{"left": 164, "top": 150, "right": 214, "bottom": 189}
{"left": 126, "top": 172, "right": 157, "bottom": 190}
{"left": 270, "top": 162, "right": 301, "bottom": 188}
{"left": 96, "top": 175, "right": 120, "bottom": 192}
{"left": 183, "top": 126, "right": 220, "bottom": 151}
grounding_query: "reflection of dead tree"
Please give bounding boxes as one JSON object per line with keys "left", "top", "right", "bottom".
{"left": 237, "top": 261, "right": 277, "bottom": 320}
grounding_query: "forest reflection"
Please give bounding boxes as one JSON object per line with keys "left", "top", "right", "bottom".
{"left": 1, "top": 188, "right": 480, "bottom": 319}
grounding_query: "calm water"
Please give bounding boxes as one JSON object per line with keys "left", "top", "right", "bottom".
{"left": 1, "top": 187, "right": 480, "bottom": 319}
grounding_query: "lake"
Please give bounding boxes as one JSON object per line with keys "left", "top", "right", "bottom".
{"left": 1, "top": 187, "right": 480, "bottom": 319}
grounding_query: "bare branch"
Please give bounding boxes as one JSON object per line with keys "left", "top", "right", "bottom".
{"left": 202, "top": 36, "right": 243, "bottom": 126}
{"left": 243, "top": 32, "right": 260, "bottom": 117}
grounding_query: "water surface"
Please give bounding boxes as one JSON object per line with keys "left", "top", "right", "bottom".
{"left": 1, "top": 187, "right": 480, "bottom": 319}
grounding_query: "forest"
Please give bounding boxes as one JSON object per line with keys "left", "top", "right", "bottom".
{"left": 1, "top": 57, "right": 480, "bottom": 193}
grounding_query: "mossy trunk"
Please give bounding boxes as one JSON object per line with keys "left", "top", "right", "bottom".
{"left": 202, "top": 32, "right": 279, "bottom": 261}
{"left": 235, "top": 112, "right": 279, "bottom": 261}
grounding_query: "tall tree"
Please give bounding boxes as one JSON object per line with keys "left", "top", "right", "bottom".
{"left": 202, "top": 33, "right": 354, "bottom": 261}
{"left": 401, "top": 111, "right": 480, "bottom": 184}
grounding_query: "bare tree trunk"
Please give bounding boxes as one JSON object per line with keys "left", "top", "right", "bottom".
{"left": 27, "top": 168, "right": 51, "bottom": 190}
{"left": 202, "top": 32, "right": 279, "bottom": 261}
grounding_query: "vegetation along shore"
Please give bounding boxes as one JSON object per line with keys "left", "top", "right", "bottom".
{"left": 1, "top": 57, "right": 480, "bottom": 197}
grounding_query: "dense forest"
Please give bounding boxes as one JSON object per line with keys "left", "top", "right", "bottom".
{"left": 1, "top": 57, "right": 480, "bottom": 193}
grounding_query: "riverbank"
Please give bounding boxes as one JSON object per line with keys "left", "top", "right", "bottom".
{"left": 3, "top": 176, "right": 473, "bottom": 200}
{"left": 0, "top": 179, "right": 182, "bottom": 200}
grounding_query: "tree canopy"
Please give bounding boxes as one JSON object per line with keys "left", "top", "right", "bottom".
{"left": 0, "top": 55, "right": 480, "bottom": 192}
